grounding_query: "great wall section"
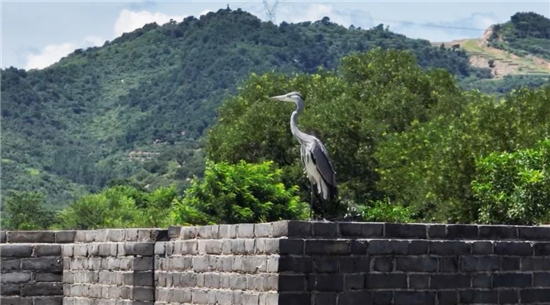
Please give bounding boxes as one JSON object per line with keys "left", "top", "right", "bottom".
{"left": 2, "top": 221, "right": 550, "bottom": 304}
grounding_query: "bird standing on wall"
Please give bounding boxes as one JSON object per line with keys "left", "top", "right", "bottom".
{"left": 270, "top": 91, "right": 337, "bottom": 219}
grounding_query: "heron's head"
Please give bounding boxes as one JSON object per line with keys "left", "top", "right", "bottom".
{"left": 269, "top": 91, "right": 304, "bottom": 103}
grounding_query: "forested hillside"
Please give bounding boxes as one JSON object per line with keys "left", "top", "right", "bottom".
{"left": 3, "top": 9, "right": 548, "bottom": 209}
{"left": 1, "top": 9, "right": 486, "bottom": 206}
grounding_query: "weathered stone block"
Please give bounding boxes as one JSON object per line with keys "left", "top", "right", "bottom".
{"left": 397, "top": 257, "right": 438, "bottom": 272}
{"left": 272, "top": 221, "right": 311, "bottom": 237}
{"left": 21, "top": 258, "right": 62, "bottom": 271}
{"left": 366, "top": 274, "right": 407, "bottom": 289}
{"left": 7, "top": 232, "right": 55, "bottom": 243}
{"left": 121, "top": 242, "right": 155, "bottom": 256}
{"left": 367, "top": 240, "right": 408, "bottom": 255}
{"left": 0, "top": 272, "right": 31, "bottom": 283}
{"left": 35, "top": 245, "right": 61, "bottom": 256}
{"left": 495, "top": 241, "right": 533, "bottom": 256}
{"left": 34, "top": 297, "right": 63, "bottom": 305}
{"left": 36, "top": 272, "right": 62, "bottom": 282}
{"left": 518, "top": 227, "right": 550, "bottom": 240}
{"left": 430, "top": 274, "right": 470, "bottom": 289}
{"left": 255, "top": 223, "right": 273, "bottom": 238}
{"left": 446, "top": 225, "right": 478, "bottom": 239}
{"left": 493, "top": 273, "right": 532, "bottom": 288}
{"left": 21, "top": 283, "right": 63, "bottom": 296}
{"left": 429, "top": 241, "right": 470, "bottom": 255}
{"left": 305, "top": 240, "right": 349, "bottom": 255}
{"left": 0, "top": 297, "right": 33, "bottom": 305}
{"left": 132, "top": 287, "right": 155, "bottom": 301}
{"left": 312, "top": 222, "right": 338, "bottom": 237}
{"left": 461, "top": 256, "right": 500, "bottom": 272}
{"left": 0, "top": 245, "right": 33, "bottom": 257}
{"left": 386, "top": 223, "right": 427, "bottom": 239}
{"left": 1, "top": 258, "right": 21, "bottom": 270}
{"left": 479, "top": 225, "right": 517, "bottom": 239}
{"left": 55, "top": 231, "right": 76, "bottom": 243}
{"left": 409, "top": 274, "right": 429, "bottom": 289}
{"left": 279, "top": 239, "right": 304, "bottom": 255}
{"left": 344, "top": 274, "right": 364, "bottom": 290}
{"left": 238, "top": 224, "right": 255, "bottom": 238}
{"left": 394, "top": 291, "right": 436, "bottom": 305}
{"left": 427, "top": 225, "right": 446, "bottom": 239}
{"left": 522, "top": 257, "right": 550, "bottom": 271}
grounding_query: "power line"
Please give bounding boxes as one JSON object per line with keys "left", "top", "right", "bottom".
{"left": 372, "top": 18, "right": 486, "bottom": 31}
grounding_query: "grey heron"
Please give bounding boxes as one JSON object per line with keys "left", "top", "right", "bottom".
{"left": 270, "top": 91, "right": 337, "bottom": 219}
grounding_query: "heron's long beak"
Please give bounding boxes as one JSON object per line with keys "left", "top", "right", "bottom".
{"left": 269, "top": 94, "right": 287, "bottom": 101}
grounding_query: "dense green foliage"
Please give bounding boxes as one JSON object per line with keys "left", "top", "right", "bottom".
{"left": 472, "top": 140, "right": 550, "bottom": 225}
{"left": 209, "top": 49, "right": 550, "bottom": 224}
{"left": 489, "top": 12, "right": 550, "bottom": 60}
{"left": 1, "top": 9, "right": 487, "bottom": 207}
{"left": 2, "top": 192, "right": 56, "bottom": 230}
{"left": 173, "top": 161, "right": 307, "bottom": 225}
{"left": 56, "top": 185, "right": 177, "bottom": 229}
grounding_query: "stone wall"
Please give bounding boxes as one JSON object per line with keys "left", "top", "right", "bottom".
{"left": 1, "top": 222, "right": 550, "bottom": 305}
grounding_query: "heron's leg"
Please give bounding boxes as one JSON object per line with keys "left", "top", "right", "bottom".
{"left": 309, "top": 182, "right": 314, "bottom": 220}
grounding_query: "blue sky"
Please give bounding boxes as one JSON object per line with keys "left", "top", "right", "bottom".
{"left": 2, "top": 0, "right": 549, "bottom": 70}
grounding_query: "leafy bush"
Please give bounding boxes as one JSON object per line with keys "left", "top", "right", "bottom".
{"left": 352, "top": 199, "right": 414, "bottom": 223}
{"left": 2, "top": 191, "right": 56, "bottom": 230}
{"left": 472, "top": 140, "right": 550, "bottom": 225}
{"left": 56, "top": 185, "right": 177, "bottom": 229}
{"left": 173, "top": 160, "right": 308, "bottom": 225}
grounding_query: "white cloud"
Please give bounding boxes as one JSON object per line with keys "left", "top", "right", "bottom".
{"left": 113, "top": 9, "right": 185, "bottom": 37}
{"left": 388, "top": 13, "right": 500, "bottom": 42}
{"left": 279, "top": 4, "right": 373, "bottom": 29}
{"left": 24, "top": 36, "right": 104, "bottom": 70}
{"left": 200, "top": 9, "right": 213, "bottom": 16}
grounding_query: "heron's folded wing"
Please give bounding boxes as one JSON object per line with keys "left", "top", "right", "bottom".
{"left": 310, "top": 139, "right": 336, "bottom": 186}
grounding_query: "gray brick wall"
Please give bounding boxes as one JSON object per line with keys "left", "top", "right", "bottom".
{"left": 2, "top": 222, "right": 550, "bottom": 304}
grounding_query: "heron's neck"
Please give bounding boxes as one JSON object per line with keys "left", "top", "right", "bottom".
{"left": 290, "top": 100, "right": 311, "bottom": 142}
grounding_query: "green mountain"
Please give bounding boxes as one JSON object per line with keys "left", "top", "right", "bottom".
{"left": 488, "top": 12, "right": 550, "bottom": 60}
{"left": 0, "top": 9, "right": 533, "bottom": 207}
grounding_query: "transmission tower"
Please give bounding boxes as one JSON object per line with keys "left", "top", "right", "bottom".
{"left": 262, "top": 0, "right": 281, "bottom": 23}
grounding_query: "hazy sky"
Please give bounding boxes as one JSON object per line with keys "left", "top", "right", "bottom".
{"left": 2, "top": 0, "right": 549, "bottom": 70}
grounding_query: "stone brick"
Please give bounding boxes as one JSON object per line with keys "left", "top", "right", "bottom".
{"left": 493, "top": 273, "right": 531, "bottom": 288}
{"left": 344, "top": 274, "right": 364, "bottom": 290}
{"left": 280, "top": 239, "right": 304, "bottom": 255}
{"left": 429, "top": 241, "right": 470, "bottom": 255}
{"left": 314, "top": 257, "right": 338, "bottom": 273}
{"left": 167, "top": 226, "right": 182, "bottom": 239}
{"left": 341, "top": 223, "right": 384, "bottom": 238}
{"left": 278, "top": 292, "right": 311, "bottom": 305}
{"left": 192, "top": 290, "right": 209, "bottom": 304}
{"left": 306, "top": 240, "right": 349, "bottom": 255}
{"left": 430, "top": 275, "right": 470, "bottom": 289}
{"left": 494, "top": 241, "right": 533, "bottom": 256}
{"left": 308, "top": 274, "right": 343, "bottom": 291}
{"left": 502, "top": 257, "right": 520, "bottom": 271}
{"left": 154, "top": 242, "right": 165, "bottom": 255}
{"left": 73, "top": 244, "right": 87, "bottom": 257}
{"left": 385, "top": 223, "right": 426, "bottom": 239}
{"left": 372, "top": 291, "right": 393, "bottom": 305}
{"left": 497, "top": 290, "right": 518, "bottom": 304}
{"left": 255, "top": 223, "right": 273, "bottom": 237}
{"left": 366, "top": 274, "right": 407, "bottom": 289}
{"left": 36, "top": 272, "right": 63, "bottom": 282}
{"left": 522, "top": 257, "right": 550, "bottom": 271}
{"left": 479, "top": 225, "right": 517, "bottom": 239}
{"left": 534, "top": 242, "right": 550, "bottom": 256}
{"left": 7, "top": 231, "right": 55, "bottom": 243}
{"left": 372, "top": 257, "right": 393, "bottom": 272}
{"left": 396, "top": 257, "right": 438, "bottom": 272}
{"left": 279, "top": 275, "right": 306, "bottom": 291}
{"left": 459, "top": 290, "right": 498, "bottom": 304}
{"left": 350, "top": 240, "right": 368, "bottom": 254}
{"left": 408, "top": 240, "right": 428, "bottom": 254}
{"left": 520, "top": 288, "right": 550, "bottom": 303}
{"left": 134, "top": 257, "right": 154, "bottom": 271}
{"left": 337, "top": 291, "right": 370, "bottom": 305}
{"left": 121, "top": 242, "right": 155, "bottom": 256}
{"left": 98, "top": 243, "right": 117, "bottom": 257}
{"left": 472, "top": 241, "right": 493, "bottom": 254}
{"left": 409, "top": 274, "right": 429, "bottom": 289}
{"left": 1, "top": 258, "right": 21, "bottom": 270}
{"left": 21, "top": 283, "right": 63, "bottom": 296}
{"left": 472, "top": 274, "right": 492, "bottom": 288}
{"left": 313, "top": 292, "right": 337, "bottom": 305}
{"left": 394, "top": 291, "right": 435, "bottom": 305}
{"left": 273, "top": 221, "right": 311, "bottom": 237}
{"left": 0, "top": 245, "right": 33, "bottom": 257}
{"left": 179, "top": 226, "right": 197, "bottom": 239}
{"left": 0, "top": 272, "right": 31, "bottom": 283}
{"left": 312, "top": 222, "right": 338, "bottom": 237}
{"left": 0, "top": 284, "right": 20, "bottom": 296}
{"left": 237, "top": 223, "right": 255, "bottom": 238}
{"left": 518, "top": 227, "right": 550, "bottom": 240}
{"left": 461, "top": 256, "right": 500, "bottom": 272}
{"left": 55, "top": 231, "right": 76, "bottom": 243}
{"left": 428, "top": 225, "right": 446, "bottom": 239}
{"left": 132, "top": 287, "right": 155, "bottom": 301}
{"left": 21, "top": 258, "right": 62, "bottom": 271}
{"left": 534, "top": 272, "right": 550, "bottom": 287}
{"left": 34, "top": 297, "right": 63, "bottom": 305}
{"left": 0, "top": 297, "right": 33, "bottom": 305}
{"left": 278, "top": 256, "right": 313, "bottom": 273}
{"left": 106, "top": 229, "right": 125, "bottom": 242}
{"left": 367, "top": 240, "right": 408, "bottom": 255}
{"left": 446, "top": 225, "right": 478, "bottom": 239}
{"left": 35, "top": 245, "right": 61, "bottom": 256}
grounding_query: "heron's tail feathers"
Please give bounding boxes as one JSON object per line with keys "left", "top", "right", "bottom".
{"left": 317, "top": 179, "right": 338, "bottom": 202}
